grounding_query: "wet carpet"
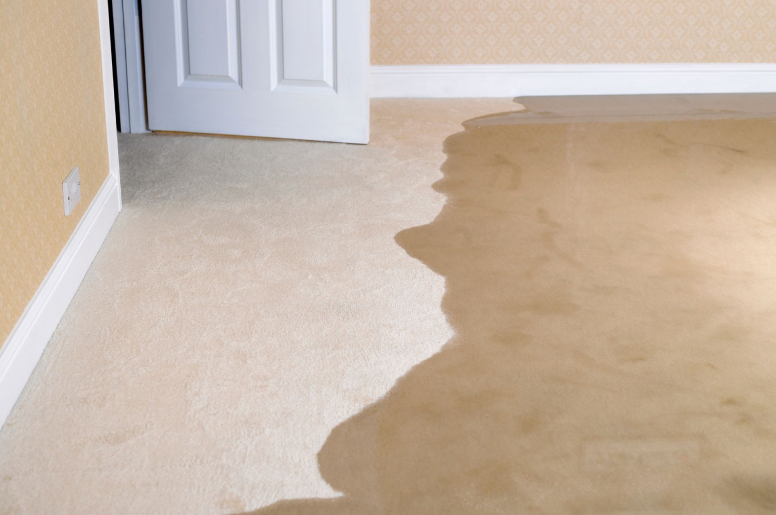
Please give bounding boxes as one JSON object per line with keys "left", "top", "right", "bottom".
{"left": 250, "top": 94, "right": 776, "bottom": 515}
{"left": 4, "top": 96, "right": 776, "bottom": 514}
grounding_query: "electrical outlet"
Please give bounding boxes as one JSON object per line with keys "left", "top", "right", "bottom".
{"left": 62, "top": 167, "right": 81, "bottom": 216}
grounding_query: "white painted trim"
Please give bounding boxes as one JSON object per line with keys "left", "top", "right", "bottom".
{"left": 370, "top": 64, "right": 776, "bottom": 98}
{"left": 0, "top": 174, "right": 121, "bottom": 429}
{"left": 99, "top": 0, "right": 123, "bottom": 210}
{"left": 123, "top": 0, "right": 149, "bottom": 133}
{"left": 111, "top": 0, "right": 131, "bottom": 133}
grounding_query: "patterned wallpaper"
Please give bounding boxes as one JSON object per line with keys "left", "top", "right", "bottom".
{"left": 372, "top": 0, "right": 776, "bottom": 65}
{"left": 0, "top": 1, "right": 109, "bottom": 345}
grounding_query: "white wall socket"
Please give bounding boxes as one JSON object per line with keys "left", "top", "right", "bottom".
{"left": 62, "top": 167, "right": 81, "bottom": 216}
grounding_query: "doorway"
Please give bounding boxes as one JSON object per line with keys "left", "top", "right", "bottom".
{"left": 108, "top": 0, "right": 370, "bottom": 144}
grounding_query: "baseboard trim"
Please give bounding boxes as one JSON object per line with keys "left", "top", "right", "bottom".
{"left": 370, "top": 63, "right": 776, "bottom": 98}
{"left": 0, "top": 173, "right": 121, "bottom": 429}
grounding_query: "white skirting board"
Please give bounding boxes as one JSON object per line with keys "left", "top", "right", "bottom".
{"left": 0, "top": 173, "right": 121, "bottom": 429}
{"left": 370, "top": 64, "right": 776, "bottom": 98}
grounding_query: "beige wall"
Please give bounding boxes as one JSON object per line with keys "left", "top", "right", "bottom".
{"left": 0, "top": 1, "right": 110, "bottom": 345}
{"left": 372, "top": 0, "right": 776, "bottom": 65}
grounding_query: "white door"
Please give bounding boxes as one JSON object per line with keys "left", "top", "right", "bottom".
{"left": 142, "top": 0, "right": 369, "bottom": 144}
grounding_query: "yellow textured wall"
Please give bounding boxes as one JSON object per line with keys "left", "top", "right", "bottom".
{"left": 372, "top": 0, "right": 776, "bottom": 65}
{"left": 0, "top": 1, "right": 109, "bottom": 345}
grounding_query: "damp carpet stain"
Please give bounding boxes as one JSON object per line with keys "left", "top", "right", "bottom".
{"left": 245, "top": 95, "right": 776, "bottom": 515}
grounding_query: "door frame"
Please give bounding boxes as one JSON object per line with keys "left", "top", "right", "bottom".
{"left": 109, "top": 0, "right": 130, "bottom": 133}
{"left": 99, "top": 0, "right": 122, "bottom": 203}
{"left": 111, "top": 0, "right": 149, "bottom": 133}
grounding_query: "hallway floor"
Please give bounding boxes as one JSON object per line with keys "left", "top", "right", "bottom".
{"left": 4, "top": 96, "right": 776, "bottom": 514}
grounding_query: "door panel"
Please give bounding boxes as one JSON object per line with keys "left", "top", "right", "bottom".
{"left": 176, "top": 0, "right": 241, "bottom": 88}
{"left": 277, "top": 0, "right": 334, "bottom": 86}
{"left": 143, "top": 0, "right": 369, "bottom": 144}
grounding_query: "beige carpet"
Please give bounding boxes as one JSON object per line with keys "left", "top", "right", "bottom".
{"left": 246, "top": 94, "right": 776, "bottom": 515}
{"left": 0, "top": 99, "right": 516, "bottom": 515}
{"left": 5, "top": 96, "right": 776, "bottom": 514}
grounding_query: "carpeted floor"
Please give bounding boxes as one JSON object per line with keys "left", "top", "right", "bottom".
{"left": 5, "top": 96, "right": 776, "bottom": 514}
{"left": 0, "top": 99, "right": 515, "bottom": 515}
{"left": 247, "top": 94, "right": 776, "bottom": 515}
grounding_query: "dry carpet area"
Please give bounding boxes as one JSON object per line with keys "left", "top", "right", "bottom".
{"left": 0, "top": 99, "right": 517, "bottom": 514}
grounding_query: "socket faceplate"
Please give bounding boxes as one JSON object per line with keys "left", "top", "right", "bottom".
{"left": 63, "top": 167, "right": 81, "bottom": 216}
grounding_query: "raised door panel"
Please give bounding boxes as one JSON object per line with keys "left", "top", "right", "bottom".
{"left": 176, "top": 0, "right": 241, "bottom": 89}
{"left": 271, "top": 0, "right": 336, "bottom": 93}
